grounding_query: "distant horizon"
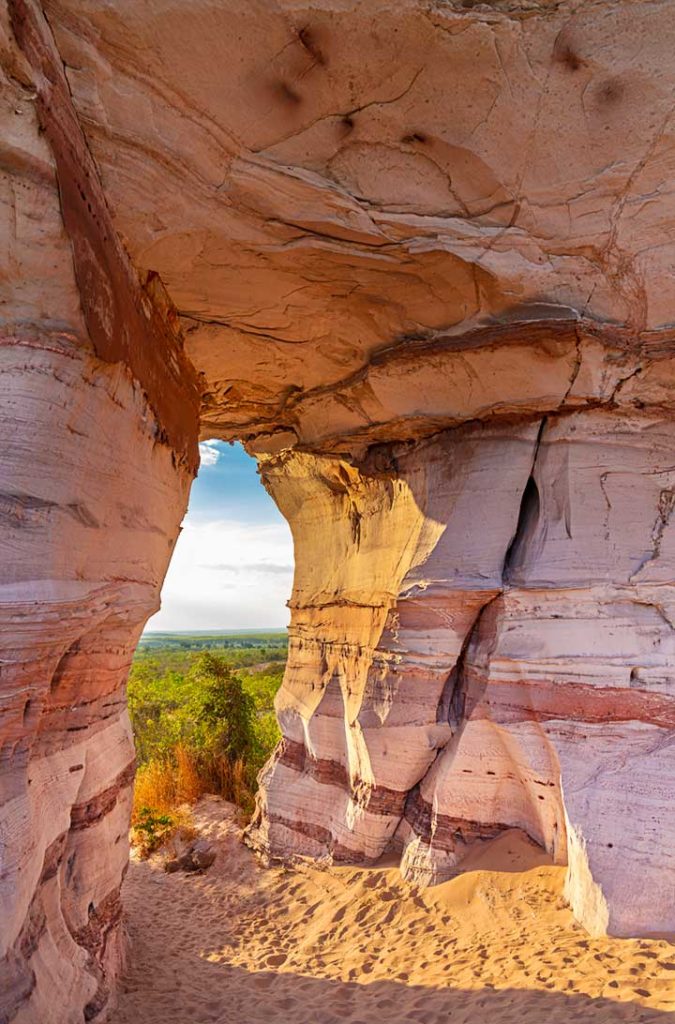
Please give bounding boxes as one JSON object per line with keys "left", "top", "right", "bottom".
{"left": 141, "top": 626, "right": 288, "bottom": 635}
{"left": 145, "top": 440, "right": 294, "bottom": 631}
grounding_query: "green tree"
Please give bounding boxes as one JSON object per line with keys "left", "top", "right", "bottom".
{"left": 189, "top": 652, "right": 255, "bottom": 762}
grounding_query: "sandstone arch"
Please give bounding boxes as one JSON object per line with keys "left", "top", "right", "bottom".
{"left": 2, "top": 0, "right": 675, "bottom": 1019}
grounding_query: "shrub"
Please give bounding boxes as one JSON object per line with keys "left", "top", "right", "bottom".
{"left": 127, "top": 645, "right": 283, "bottom": 842}
{"left": 189, "top": 652, "right": 255, "bottom": 763}
{"left": 131, "top": 807, "right": 176, "bottom": 857}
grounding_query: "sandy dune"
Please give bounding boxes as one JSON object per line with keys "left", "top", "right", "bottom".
{"left": 108, "top": 798, "right": 674, "bottom": 1024}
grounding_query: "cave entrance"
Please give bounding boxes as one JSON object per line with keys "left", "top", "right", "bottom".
{"left": 129, "top": 438, "right": 292, "bottom": 846}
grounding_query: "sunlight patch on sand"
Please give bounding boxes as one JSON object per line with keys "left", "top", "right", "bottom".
{"left": 110, "top": 797, "right": 674, "bottom": 1024}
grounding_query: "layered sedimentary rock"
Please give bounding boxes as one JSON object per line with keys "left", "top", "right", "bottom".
{"left": 250, "top": 406, "right": 675, "bottom": 939}
{"left": 2, "top": 0, "right": 675, "bottom": 1019}
{"left": 1, "top": 3, "right": 198, "bottom": 1021}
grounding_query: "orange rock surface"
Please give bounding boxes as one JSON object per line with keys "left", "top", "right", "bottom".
{"left": 2, "top": 1, "right": 675, "bottom": 1020}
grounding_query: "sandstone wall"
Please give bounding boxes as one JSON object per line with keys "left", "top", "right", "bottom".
{"left": 247, "top": 405, "right": 675, "bottom": 939}
{"left": 1, "top": 3, "right": 198, "bottom": 1020}
{"left": 2, "top": 0, "right": 675, "bottom": 1020}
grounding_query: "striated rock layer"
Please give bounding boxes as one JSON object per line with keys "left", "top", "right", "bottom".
{"left": 1, "top": 3, "right": 198, "bottom": 1021}
{"left": 2, "top": 0, "right": 675, "bottom": 1019}
{"left": 248, "top": 408, "right": 675, "bottom": 939}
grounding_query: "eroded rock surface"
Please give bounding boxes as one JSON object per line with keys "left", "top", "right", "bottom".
{"left": 1, "top": 4, "right": 198, "bottom": 1021}
{"left": 249, "top": 411, "right": 675, "bottom": 940}
{"left": 2, "top": 0, "right": 675, "bottom": 1019}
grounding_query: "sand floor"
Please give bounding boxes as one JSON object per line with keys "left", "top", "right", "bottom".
{"left": 108, "top": 797, "right": 675, "bottom": 1024}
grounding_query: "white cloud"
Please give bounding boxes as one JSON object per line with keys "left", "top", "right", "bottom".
{"left": 202, "top": 562, "right": 293, "bottom": 575}
{"left": 146, "top": 518, "right": 294, "bottom": 631}
{"left": 198, "top": 441, "right": 220, "bottom": 467}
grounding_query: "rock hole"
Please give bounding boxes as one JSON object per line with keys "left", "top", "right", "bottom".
{"left": 51, "top": 639, "right": 82, "bottom": 691}
{"left": 297, "top": 26, "right": 325, "bottom": 66}
{"left": 503, "top": 475, "right": 540, "bottom": 583}
{"left": 66, "top": 851, "right": 76, "bottom": 884}
{"left": 436, "top": 662, "right": 458, "bottom": 724}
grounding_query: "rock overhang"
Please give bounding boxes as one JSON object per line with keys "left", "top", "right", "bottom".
{"left": 2, "top": 3, "right": 675, "bottom": 1021}
{"left": 38, "top": 0, "right": 675, "bottom": 448}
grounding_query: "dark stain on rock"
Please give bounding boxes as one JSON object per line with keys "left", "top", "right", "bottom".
{"left": 65, "top": 501, "right": 100, "bottom": 528}
{"left": 402, "top": 131, "right": 428, "bottom": 144}
{"left": 16, "top": 896, "right": 47, "bottom": 968}
{"left": 553, "top": 35, "right": 584, "bottom": 72}
{"left": 0, "top": 955, "right": 37, "bottom": 1023}
{"left": 0, "top": 491, "right": 99, "bottom": 529}
{"left": 70, "top": 761, "right": 136, "bottom": 831}
{"left": 8, "top": 0, "right": 201, "bottom": 474}
{"left": 277, "top": 80, "right": 302, "bottom": 105}
{"left": 298, "top": 26, "right": 325, "bottom": 66}
{"left": 75, "top": 886, "right": 124, "bottom": 1021}
{"left": 65, "top": 850, "right": 77, "bottom": 885}
{"left": 39, "top": 832, "right": 68, "bottom": 884}
{"left": 341, "top": 114, "right": 355, "bottom": 133}
{"left": 404, "top": 788, "right": 511, "bottom": 851}
{"left": 596, "top": 77, "right": 624, "bottom": 106}
{"left": 0, "top": 491, "right": 56, "bottom": 528}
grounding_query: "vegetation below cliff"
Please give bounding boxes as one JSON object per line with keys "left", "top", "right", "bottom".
{"left": 128, "top": 632, "right": 286, "bottom": 852}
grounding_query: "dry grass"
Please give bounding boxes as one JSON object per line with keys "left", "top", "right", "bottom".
{"left": 200, "top": 753, "right": 253, "bottom": 811}
{"left": 133, "top": 761, "right": 178, "bottom": 819}
{"left": 175, "top": 743, "right": 204, "bottom": 804}
{"left": 131, "top": 743, "right": 256, "bottom": 850}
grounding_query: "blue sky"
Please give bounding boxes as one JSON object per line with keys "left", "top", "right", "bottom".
{"left": 145, "top": 441, "right": 293, "bottom": 631}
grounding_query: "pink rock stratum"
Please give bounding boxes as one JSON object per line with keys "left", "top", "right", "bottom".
{"left": 1, "top": 0, "right": 675, "bottom": 1019}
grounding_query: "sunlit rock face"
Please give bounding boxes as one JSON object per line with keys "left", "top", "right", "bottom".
{"left": 250, "top": 410, "right": 675, "bottom": 940}
{"left": 1, "top": 4, "right": 198, "bottom": 1021}
{"left": 2, "top": 0, "right": 675, "bottom": 1018}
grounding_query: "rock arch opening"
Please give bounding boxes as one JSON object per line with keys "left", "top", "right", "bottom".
{"left": 147, "top": 440, "right": 293, "bottom": 635}
{"left": 2, "top": 0, "right": 675, "bottom": 1020}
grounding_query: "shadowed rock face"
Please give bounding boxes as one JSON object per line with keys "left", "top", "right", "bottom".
{"left": 2, "top": 0, "right": 675, "bottom": 1019}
